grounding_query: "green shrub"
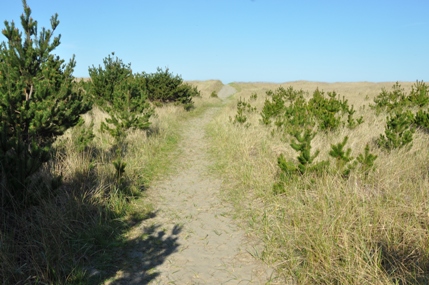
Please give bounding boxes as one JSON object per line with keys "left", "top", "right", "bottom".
{"left": 414, "top": 109, "right": 429, "bottom": 131}
{"left": 89, "top": 53, "right": 154, "bottom": 185}
{"left": 232, "top": 97, "right": 256, "bottom": 126}
{"left": 0, "top": 1, "right": 90, "bottom": 210}
{"left": 308, "top": 89, "right": 351, "bottom": 131}
{"left": 329, "top": 136, "right": 356, "bottom": 177}
{"left": 145, "top": 67, "right": 200, "bottom": 109}
{"left": 407, "top": 80, "right": 429, "bottom": 107}
{"left": 261, "top": 86, "right": 306, "bottom": 125}
{"left": 261, "top": 87, "right": 361, "bottom": 133}
{"left": 273, "top": 129, "right": 329, "bottom": 194}
{"left": 371, "top": 82, "right": 407, "bottom": 113}
{"left": 72, "top": 117, "right": 95, "bottom": 152}
{"left": 289, "top": 129, "right": 322, "bottom": 174}
{"left": 346, "top": 105, "right": 364, "bottom": 129}
{"left": 356, "top": 143, "right": 378, "bottom": 176}
{"left": 371, "top": 81, "right": 429, "bottom": 113}
{"left": 377, "top": 111, "right": 415, "bottom": 151}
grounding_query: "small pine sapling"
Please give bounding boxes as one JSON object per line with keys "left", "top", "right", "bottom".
{"left": 282, "top": 96, "right": 314, "bottom": 133}
{"left": 371, "top": 82, "right": 407, "bottom": 113}
{"left": 329, "top": 136, "right": 356, "bottom": 177}
{"left": 273, "top": 129, "right": 329, "bottom": 194}
{"left": 356, "top": 144, "right": 378, "bottom": 176}
{"left": 144, "top": 67, "right": 199, "bottom": 110}
{"left": 377, "top": 111, "right": 415, "bottom": 151}
{"left": 232, "top": 97, "right": 255, "bottom": 126}
{"left": 407, "top": 81, "right": 429, "bottom": 107}
{"left": 414, "top": 109, "right": 429, "bottom": 131}
{"left": 260, "top": 90, "right": 286, "bottom": 125}
{"left": 260, "top": 87, "right": 306, "bottom": 125}
{"left": 273, "top": 154, "right": 297, "bottom": 194}
{"left": 289, "top": 129, "right": 323, "bottom": 174}
{"left": 346, "top": 105, "right": 364, "bottom": 129}
{"left": 308, "top": 89, "right": 343, "bottom": 131}
{"left": 72, "top": 118, "right": 95, "bottom": 152}
{"left": 90, "top": 54, "right": 154, "bottom": 186}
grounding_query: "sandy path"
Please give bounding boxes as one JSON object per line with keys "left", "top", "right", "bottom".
{"left": 107, "top": 85, "right": 271, "bottom": 284}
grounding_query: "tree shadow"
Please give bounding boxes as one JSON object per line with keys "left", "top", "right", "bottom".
{"left": 377, "top": 241, "right": 429, "bottom": 284}
{"left": 88, "top": 222, "right": 182, "bottom": 285}
{"left": 0, "top": 136, "right": 183, "bottom": 284}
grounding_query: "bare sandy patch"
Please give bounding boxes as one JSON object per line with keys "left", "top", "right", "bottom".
{"left": 106, "top": 85, "right": 273, "bottom": 284}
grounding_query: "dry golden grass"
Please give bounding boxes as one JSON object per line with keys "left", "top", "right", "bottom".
{"left": 2, "top": 79, "right": 427, "bottom": 284}
{"left": 0, "top": 100, "right": 191, "bottom": 283}
{"left": 206, "top": 81, "right": 429, "bottom": 284}
{"left": 187, "top": 79, "right": 224, "bottom": 97}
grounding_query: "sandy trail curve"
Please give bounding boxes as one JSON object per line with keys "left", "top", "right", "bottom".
{"left": 108, "top": 85, "right": 272, "bottom": 284}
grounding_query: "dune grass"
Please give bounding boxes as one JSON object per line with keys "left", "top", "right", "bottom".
{"left": 3, "top": 79, "right": 428, "bottom": 284}
{"left": 206, "top": 81, "right": 429, "bottom": 284}
{"left": 0, "top": 81, "right": 222, "bottom": 284}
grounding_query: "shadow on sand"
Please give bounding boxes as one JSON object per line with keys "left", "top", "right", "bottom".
{"left": 88, "top": 214, "right": 182, "bottom": 285}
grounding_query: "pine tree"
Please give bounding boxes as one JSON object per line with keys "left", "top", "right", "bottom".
{"left": 144, "top": 67, "right": 199, "bottom": 110}
{"left": 0, "top": 0, "right": 90, "bottom": 209}
{"left": 356, "top": 143, "right": 377, "bottom": 176}
{"left": 89, "top": 53, "right": 154, "bottom": 184}
{"left": 377, "top": 111, "right": 415, "bottom": 150}
{"left": 290, "top": 129, "right": 321, "bottom": 174}
{"left": 329, "top": 136, "right": 356, "bottom": 177}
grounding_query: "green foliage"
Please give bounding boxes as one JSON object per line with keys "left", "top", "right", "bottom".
{"left": 0, "top": 1, "right": 90, "bottom": 209}
{"left": 260, "top": 86, "right": 306, "bottom": 125}
{"left": 329, "top": 136, "right": 357, "bottom": 177}
{"left": 377, "top": 111, "right": 415, "bottom": 151}
{"left": 72, "top": 117, "right": 95, "bottom": 152}
{"left": 414, "top": 109, "right": 429, "bottom": 131}
{"left": 371, "top": 81, "right": 429, "bottom": 113}
{"left": 407, "top": 81, "right": 429, "bottom": 107}
{"left": 233, "top": 103, "right": 247, "bottom": 125}
{"left": 101, "top": 77, "right": 153, "bottom": 135}
{"left": 88, "top": 52, "right": 132, "bottom": 106}
{"left": 112, "top": 158, "right": 127, "bottom": 183}
{"left": 250, "top": 92, "right": 258, "bottom": 100}
{"left": 261, "top": 87, "right": 362, "bottom": 133}
{"left": 371, "top": 82, "right": 407, "bottom": 113}
{"left": 232, "top": 97, "right": 256, "bottom": 126}
{"left": 145, "top": 67, "right": 200, "bottom": 110}
{"left": 272, "top": 153, "right": 299, "bottom": 195}
{"left": 308, "top": 90, "right": 341, "bottom": 131}
{"left": 210, "top": 90, "right": 218, "bottom": 98}
{"left": 290, "top": 129, "right": 320, "bottom": 174}
{"left": 346, "top": 105, "right": 364, "bottom": 129}
{"left": 89, "top": 54, "right": 153, "bottom": 134}
{"left": 281, "top": 96, "right": 313, "bottom": 131}
{"left": 273, "top": 129, "right": 329, "bottom": 194}
{"left": 328, "top": 138, "right": 378, "bottom": 178}
{"left": 356, "top": 143, "right": 378, "bottom": 175}
{"left": 89, "top": 53, "right": 154, "bottom": 185}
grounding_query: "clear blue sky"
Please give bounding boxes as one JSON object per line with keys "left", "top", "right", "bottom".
{"left": 1, "top": 0, "right": 428, "bottom": 83}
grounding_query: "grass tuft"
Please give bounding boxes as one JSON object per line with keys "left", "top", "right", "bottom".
{"left": 206, "top": 81, "right": 429, "bottom": 284}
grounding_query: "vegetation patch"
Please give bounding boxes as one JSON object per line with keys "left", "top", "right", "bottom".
{"left": 0, "top": 2, "right": 201, "bottom": 283}
{"left": 206, "top": 81, "right": 429, "bottom": 284}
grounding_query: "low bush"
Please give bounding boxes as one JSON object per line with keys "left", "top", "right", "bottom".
{"left": 209, "top": 81, "right": 429, "bottom": 284}
{"left": 260, "top": 86, "right": 362, "bottom": 133}
{"left": 145, "top": 67, "right": 200, "bottom": 110}
{"left": 89, "top": 53, "right": 154, "bottom": 186}
{"left": 371, "top": 81, "right": 429, "bottom": 113}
